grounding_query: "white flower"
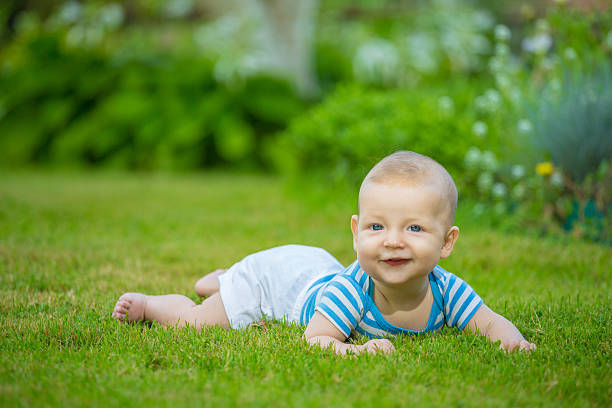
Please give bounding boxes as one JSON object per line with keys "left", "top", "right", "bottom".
{"left": 485, "top": 89, "right": 502, "bottom": 109}
{"left": 492, "top": 182, "right": 507, "bottom": 200}
{"left": 488, "top": 56, "right": 503, "bottom": 73}
{"left": 495, "top": 43, "right": 510, "bottom": 57}
{"left": 481, "top": 150, "right": 498, "bottom": 172}
{"left": 472, "top": 121, "right": 488, "bottom": 138}
{"left": 164, "top": 0, "right": 195, "bottom": 18}
{"left": 494, "top": 25, "right": 512, "bottom": 42}
{"left": 511, "top": 164, "right": 526, "bottom": 180}
{"left": 495, "top": 73, "right": 511, "bottom": 91}
{"left": 473, "top": 11, "right": 495, "bottom": 31}
{"left": 58, "top": 1, "right": 82, "bottom": 24}
{"left": 66, "top": 25, "right": 85, "bottom": 47}
{"left": 353, "top": 39, "right": 400, "bottom": 86}
{"left": 477, "top": 172, "right": 494, "bottom": 193}
{"left": 517, "top": 119, "right": 533, "bottom": 134}
{"left": 465, "top": 147, "right": 481, "bottom": 169}
{"left": 563, "top": 47, "right": 577, "bottom": 60}
{"left": 522, "top": 33, "right": 552, "bottom": 54}
{"left": 405, "top": 32, "right": 438, "bottom": 74}
{"left": 100, "top": 3, "right": 124, "bottom": 29}
{"left": 551, "top": 171, "right": 564, "bottom": 187}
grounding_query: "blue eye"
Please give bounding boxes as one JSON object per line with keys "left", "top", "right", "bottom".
{"left": 409, "top": 225, "right": 422, "bottom": 232}
{"left": 370, "top": 224, "right": 384, "bottom": 231}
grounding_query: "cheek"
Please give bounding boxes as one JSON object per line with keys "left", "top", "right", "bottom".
{"left": 412, "top": 239, "right": 440, "bottom": 257}
{"left": 355, "top": 236, "right": 376, "bottom": 257}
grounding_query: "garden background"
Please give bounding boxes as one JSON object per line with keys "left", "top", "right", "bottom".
{"left": 1, "top": 0, "right": 611, "bottom": 407}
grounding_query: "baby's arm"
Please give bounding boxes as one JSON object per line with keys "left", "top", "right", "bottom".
{"left": 303, "top": 311, "right": 395, "bottom": 356}
{"left": 465, "top": 304, "right": 536, "bottom": 352}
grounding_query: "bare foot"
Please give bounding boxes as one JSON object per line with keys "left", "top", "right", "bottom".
{"left": 112, "top": 292, "right": 148, "bottom": 322}
{"left": 194, "top": 269, "right": 227, "bottom": 297}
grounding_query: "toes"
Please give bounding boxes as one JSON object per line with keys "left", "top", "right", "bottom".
{"left": 112, "top": 296, "right": 133, "bottom": 320}
{"left": 118, "top": 294, "right": 133, "bottom": 304}
{"left": 114, "top": 301, "right": 129, "bottom": 313}
{"left": 112, "top": 310, "right": 126, "bottom": 320}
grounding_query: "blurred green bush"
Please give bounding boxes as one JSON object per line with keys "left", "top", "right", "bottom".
{"left": 315, "top": 0, "right": 496, "bottom": 89}
{"left": 271, "top": 80, "right": 511, "bottom": 196}
{"left": 0, "top": 19, "right": 304, "bottom": 170}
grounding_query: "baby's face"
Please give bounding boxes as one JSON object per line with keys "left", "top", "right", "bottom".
{"left": 351, "top": 182, "right": 456, "bottom": 289}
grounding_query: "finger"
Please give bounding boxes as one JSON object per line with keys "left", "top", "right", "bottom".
{"left": 379, "top": 340, "right": 394, "bottom": 352}
{"left": 370, "top": 342, "right": 386, "bottom": 355}
{"left": 381, "top": 345, "right": 395, "bottom": 354}
{"left": 375, "top": 340, "right": 395, "bottom": 354}
{"left": 367, "top": 343, "right": 380, "bottom": 354}
{"left": 378, "top": 340, "right": 392, "bottom": 349}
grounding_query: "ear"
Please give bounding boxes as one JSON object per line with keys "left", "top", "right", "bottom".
{"left": 440, "top": 226, "right": 459, "bottom": 259}
{"left": 350, "top": 215, "right": 359, "bottom": 252}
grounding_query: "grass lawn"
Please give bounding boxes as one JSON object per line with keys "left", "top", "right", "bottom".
{"left": 1, "top": 170, "right": 610, "bottom": 407}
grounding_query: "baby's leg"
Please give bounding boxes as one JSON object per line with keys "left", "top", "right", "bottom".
{"left": 112, "top": 292, "right": 230, "bottom": 329}
{"left": 194, "top": 269, "right": 227, "bottom": 297}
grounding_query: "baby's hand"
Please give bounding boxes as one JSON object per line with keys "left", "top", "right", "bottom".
{"left": 501, "top": 339, "right": 536, "bottom": 353}
{"left": 363, "top": 339, "right": 396, "bottom": 355}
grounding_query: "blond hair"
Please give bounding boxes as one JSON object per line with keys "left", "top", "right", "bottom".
{"left": 360, "top": 151, "right": 458, "bottom": 225}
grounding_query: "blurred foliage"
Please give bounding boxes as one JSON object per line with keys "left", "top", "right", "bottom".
{"left": 528, "top": 66, "right": 612, "bottom": 183}
{"left": 271, "top": 80, "right": 513, "bottom": 196}
{"left": 0, "top": 0, "right": 611, "bottom": 242}
{"left": 316, "top": 0, "right": 496, "bottom": 88}
{"left": 278, "top": 1, "right": 612, "bottom": 243}
{"left": 0, "top": 2, "right": 304, "bottom": 170}
{"left": 513, "top": 5, "right": 612, "bottom": 242}
{"left": 462, "top": 149, "right": 611, "bottom": 244}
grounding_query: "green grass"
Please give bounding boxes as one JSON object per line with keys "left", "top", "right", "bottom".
{"left": 1, "top": 170, "right": 610, "bottom": 407}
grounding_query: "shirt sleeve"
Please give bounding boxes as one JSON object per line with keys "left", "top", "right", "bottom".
{"left": 443, "top": 273, "right": 483, "bottom": 330}
{"left": 314, "top": 275, "right": 366, "bottom": 338}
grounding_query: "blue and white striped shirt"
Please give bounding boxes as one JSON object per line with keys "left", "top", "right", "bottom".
{"left": 299, "top": 261, "right": 483, "bottom": 339}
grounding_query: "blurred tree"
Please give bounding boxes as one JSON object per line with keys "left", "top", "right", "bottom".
{"left": 198, "top": 0, "right": 320, "bottom": 97}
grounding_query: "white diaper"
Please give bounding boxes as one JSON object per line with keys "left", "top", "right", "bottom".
{"left": 218, "top": 245, "right": 344, "bottom": 329}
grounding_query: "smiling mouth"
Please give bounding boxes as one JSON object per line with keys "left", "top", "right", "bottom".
{"left": 382, "top": 258, "right": 411, "bottom": 266}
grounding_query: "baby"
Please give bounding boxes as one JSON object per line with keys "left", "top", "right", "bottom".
{"left": 112, "top": 151, "right": 536, "bottom": 355}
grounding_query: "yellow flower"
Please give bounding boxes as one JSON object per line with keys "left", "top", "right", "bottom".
{"left": 536, "top": 162, "right": 554, "bottom": 176}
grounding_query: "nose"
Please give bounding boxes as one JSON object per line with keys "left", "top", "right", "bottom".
{"left": 383, "top": 230, "right": 406, "bottom": 248}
